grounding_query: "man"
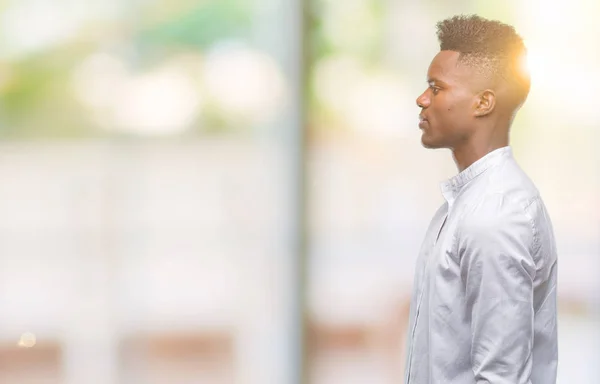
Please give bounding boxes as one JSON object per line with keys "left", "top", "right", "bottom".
{"left": 404, "top": 15, "right": 558, "bottom": 383}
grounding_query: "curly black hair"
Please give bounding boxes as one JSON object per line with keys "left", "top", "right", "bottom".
{"left": 436, "top": 15, "right": 530, "bottom": 103}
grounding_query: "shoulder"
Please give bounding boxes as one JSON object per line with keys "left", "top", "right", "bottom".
{"left": 461, "top": 157, "right": 544, "bottom": 239}
{"left": 458, "top": 192, "right": 538, "bottom": 249}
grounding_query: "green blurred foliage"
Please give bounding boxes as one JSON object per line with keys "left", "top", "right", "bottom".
{"left": 0, "top": 45, "right": 98, "bottom": 139}
{"left": 137, "top": 0, "right": 253, "bottom": 51}
{"left": 0, "top": 0, "right": 255, "bottom": 139}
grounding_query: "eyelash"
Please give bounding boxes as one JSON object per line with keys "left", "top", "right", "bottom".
{"left": 430, "top": 85, "right": 440, "bottom": 95}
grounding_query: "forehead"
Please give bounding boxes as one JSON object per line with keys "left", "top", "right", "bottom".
{"left": 427, "top": 50, "right": 472, "bottom": 84}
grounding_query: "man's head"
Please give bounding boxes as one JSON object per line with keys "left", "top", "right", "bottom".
{"left": 416, "top": 15, "right": 530, "bottom": 150}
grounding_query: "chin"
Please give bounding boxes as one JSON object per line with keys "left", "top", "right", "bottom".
{"left": 421, "top": 135, "right": 441, "bottom": 149}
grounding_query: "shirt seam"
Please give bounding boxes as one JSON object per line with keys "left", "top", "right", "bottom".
{"left": 519, "top": 195, "right": 542, "bottom": 255}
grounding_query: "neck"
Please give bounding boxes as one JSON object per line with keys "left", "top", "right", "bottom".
{"left": 452, "top": 120, "right": 511, "bottom": 172}
{"left": 451, "top": 138, "right": 509, "bottom": 173}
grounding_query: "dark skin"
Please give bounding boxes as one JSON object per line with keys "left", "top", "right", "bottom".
{"left": 416, "top": 50, "right": 519, "bottom": 172}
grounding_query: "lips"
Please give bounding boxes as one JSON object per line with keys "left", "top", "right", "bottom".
{"left": 418, "top": 115, "right": 428, "bottom": 128}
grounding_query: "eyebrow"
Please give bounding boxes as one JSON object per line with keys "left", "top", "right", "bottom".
{"left": 427, "top": 78, "right": 448, "bottom": 86}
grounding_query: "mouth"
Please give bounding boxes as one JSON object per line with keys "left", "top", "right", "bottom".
{"left": 418, "top": 115, "right": 428, "bottom": 129}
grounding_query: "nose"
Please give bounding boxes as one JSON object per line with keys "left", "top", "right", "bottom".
{"left": 416, "top": 90, "right": 430, "bottom": 108}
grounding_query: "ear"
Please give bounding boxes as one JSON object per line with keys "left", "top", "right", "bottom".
{"left": 474, "top": 89, "right": 496, "bottom": 117}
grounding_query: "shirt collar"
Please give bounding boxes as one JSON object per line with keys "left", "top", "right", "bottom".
{"left": 440, "top": 146, "right": 512, "bottom": 206}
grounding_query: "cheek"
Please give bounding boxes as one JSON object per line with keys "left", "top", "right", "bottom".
{"left": 443, "top": 98, "right": 472, "bottom": 119}
{"left": 430, "top": 93, "right": 468, "bottom": 124}
{"left": 455, "top": 94, "right": 475, "bottom": 113}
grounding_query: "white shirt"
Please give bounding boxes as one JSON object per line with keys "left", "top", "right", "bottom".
{"left": 404, "top": 146, "right": 558, "bottom": 383}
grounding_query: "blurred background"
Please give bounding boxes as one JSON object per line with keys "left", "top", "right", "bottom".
{"left": 0, "top": 0, "right": 598, "bottom": 383}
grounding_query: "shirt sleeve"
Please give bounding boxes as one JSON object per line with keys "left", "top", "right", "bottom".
{"left": 458, "top": 199, "right": 537, "bottom": 384}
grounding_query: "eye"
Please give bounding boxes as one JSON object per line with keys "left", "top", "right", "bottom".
{"left": 430, "top": 85, "right": 440, "bottom": 95}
